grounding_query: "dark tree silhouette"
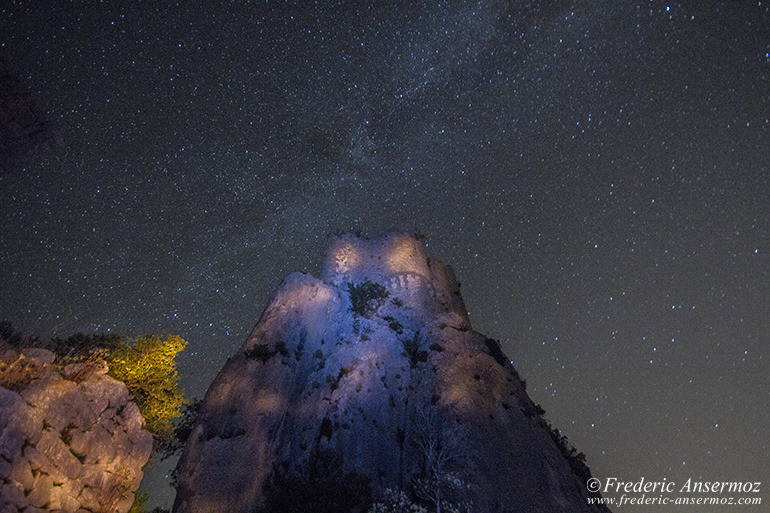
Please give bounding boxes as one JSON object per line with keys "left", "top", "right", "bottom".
{"left": 410, "top": 407, "right": 472, "bottom": 513}
{"left": 0, "top": 55, "right": 62, "bottom": 173}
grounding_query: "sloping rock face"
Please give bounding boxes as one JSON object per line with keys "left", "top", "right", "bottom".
{"left": 174, "top": 232, "right": 609, "bottom": 513}
{"left": 0, "top": 348, "right": 153, "bottom": 513}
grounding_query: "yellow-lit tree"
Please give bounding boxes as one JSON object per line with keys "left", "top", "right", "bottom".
{"left": 105, "top": 334, "right": 187, "bottom": 452}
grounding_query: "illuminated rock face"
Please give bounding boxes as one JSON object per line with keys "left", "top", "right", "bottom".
{"left": 322, "top": 231, "right": 471, "bottom": 331}
{"left": 322, "top": 231, "right": 433, "bottom": 285}
{"left": 0, "top": 348, "right": 152, "bottom": 513}
{"left": 173, "top": 232, "right": 608, "bottom": 513}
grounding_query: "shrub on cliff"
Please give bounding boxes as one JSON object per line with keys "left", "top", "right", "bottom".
{"left": 367, "top": 489, "right": 428, "bottom": 513}
{"left": 348, "top": 280, "right": 389, "bottom": 317}
{"left": 106, "top": 333, "right": 187, "bottom": 451}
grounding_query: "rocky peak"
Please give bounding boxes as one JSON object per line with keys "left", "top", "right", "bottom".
{"left": 173, "top": 232, "right": 609, "bottom": 513}
{"left": 321, "top": 231, "right": 469, "bottom": 330}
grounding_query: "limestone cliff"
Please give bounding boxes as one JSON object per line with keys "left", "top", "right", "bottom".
{"left": 0, "top": 347, "right": 153, "bottom": 513}
{"left": 174, "top": 231, "right": 609, "bottom": 512}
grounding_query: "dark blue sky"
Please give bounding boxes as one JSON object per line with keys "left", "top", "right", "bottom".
{"left": 1, "top": 1, "right": 767, "bottom": 510}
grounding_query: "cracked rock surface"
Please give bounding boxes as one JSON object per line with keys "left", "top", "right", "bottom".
{"left": 0, "top": 348, "right": 152, "bottom": 513}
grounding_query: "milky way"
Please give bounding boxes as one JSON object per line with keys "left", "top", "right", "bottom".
{"left": 1, "top": 2, "right": 767, "bottom": 510}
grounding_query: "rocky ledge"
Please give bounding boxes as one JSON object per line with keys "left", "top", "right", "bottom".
{"left": 0, "top": 347, "right": 152, "bottom": 513}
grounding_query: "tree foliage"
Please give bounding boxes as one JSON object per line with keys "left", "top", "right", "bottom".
{"left": 0, "top": 56, "right": 63, "bottom": 174}
{"left": 126, "top": 492, "right": 170, "bottom": 513}
{"left": 3, "top": 325, "right": 189, "bottom": 456}
{"left": 367, "top": 489, "right": 427, "bottom": 513}
{"left": 105, "top": 334, "right": 187, "bottom": 450}
{"left": 126, "top": 492, "right": 149, "bottom": 513}
{"left": 410, "top": 407, "right": 472, "bottom": 513}
{"left": 0, "top": 320, "right": 41, "bottom": 348}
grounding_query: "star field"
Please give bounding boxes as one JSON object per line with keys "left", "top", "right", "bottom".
{"left": 1, "top": 2, "right": 767, "bottom": 510}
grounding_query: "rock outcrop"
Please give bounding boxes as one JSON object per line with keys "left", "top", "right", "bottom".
{"left": 0, "top": 347, "right": 153, "bottom": 513}
{"left": 174, "top": 231, "right": 609, "bottom": 512}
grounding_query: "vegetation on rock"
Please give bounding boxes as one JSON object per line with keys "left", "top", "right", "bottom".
{"left": 348, "top": 280, "right": 389, "bottom": 317}
{"left": 127, "top": 492, "right": 171, "bottom": 513}
{"left": 402, "top": 332, "right": 428, "bottom": 368}
{"left": 1, "top": 322, "right": 188, "bottom": 457}
{"left": 106, "top": 333, "right": 187, "bottom": 452}
{"left": 367, "top": 489, "right": 428, "bottom": 513}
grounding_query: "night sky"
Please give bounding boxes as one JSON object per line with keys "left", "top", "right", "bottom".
{"left": 1, "top": 1, "right": 767, "bottom": 511}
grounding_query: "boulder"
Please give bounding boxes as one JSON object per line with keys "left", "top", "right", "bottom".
{"left": 18, "top": 349, "right": 55, "bottom": 365}
{"left": 0, "top": 351, "right": 152, "bottom": 513}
